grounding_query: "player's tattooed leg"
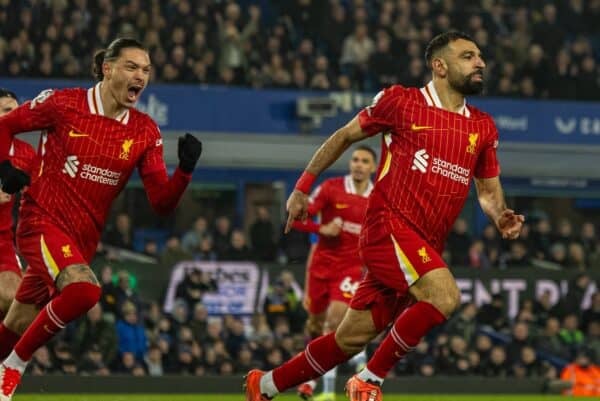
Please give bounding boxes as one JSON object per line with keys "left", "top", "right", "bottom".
{"left": 55, "top": 264, "right": 100, "bottom": 290}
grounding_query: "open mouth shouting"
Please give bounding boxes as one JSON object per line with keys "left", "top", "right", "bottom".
{"left": 126, "top": 84, "right": 144, "bottom": 103}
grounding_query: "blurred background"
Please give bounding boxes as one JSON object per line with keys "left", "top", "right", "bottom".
{"left": 0, "top": 0, "right": 599, "bottom": 395}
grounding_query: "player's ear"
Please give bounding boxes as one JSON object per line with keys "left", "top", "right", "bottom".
{"left": 102, "top": 61, "right": 112, "bottom": 80}
{"left": 431, "top": 57, "right": 448, "bottom": 78}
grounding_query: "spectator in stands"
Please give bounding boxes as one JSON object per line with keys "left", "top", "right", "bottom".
{"left": 506, "top": 322, "right": 534, "bottom": 365}
{"left": 531, "top": 218, "right": 553, "bottom": 261}
{"left": 29, "top": 346, "right": 54, "bottom": 375}
{"left": 115, "top": 270, "right": 143, "bottom": 318}
{"left": 482, "top": 345, "right": 509, "bottom": 377}
{"left": 582, "top": 292, "right": 600, "bottom": 333}
{"left": 116, "top": 301, "right": 148, "bottom": 363}
{"left": 143, "top": 239, "right": 159, "bottom": 259}
{"left": 197, "top": 236, "right": 217, "bottom": 261}
{"left": 560, "top": 347, "right": 600, "bottom": 396}
{"left": 219, "top": 229, "right": 252, "bottom": 261}
{"left": 502, "top": 240, "right": 530, "bottom": 268}
{"left": 263, "top": 277, "right": 304, "bottom": 332}
{"left": 446, "top": 218, "right": 472, "bottom": 266}
{"left": 144, "top": 343, "right": 164, "bottom": 376}
{"left": 446, "top": 302, "right": 478, "bottom": 345}
{"left": 477, "top": 293, "right": 508, "bottom": 332}
{"left": 568, "top": 242, "right": 588, "bottom": 270}
{"left": 160, "top": 235, "right": 192, "bottom": 271}
{"left": 181, "top": 216, "right": 211, "bottom": 255}
{"left": 53, "top": 341, "right": 78, "bottom": 375}
{"left": 189, "top": 303, "right": 209, "bottom": 344}
{"left": 249, "top": 206, "right": 277, "bottom": 262}
{"left": 212, "top": 215, "right": 233, "bottom": 258}
{"left": 560, "top": 314, "right": 586, "bottom": 357}
{"left": 580, "top": 222, "right": 598, "bottom": 259}
{"left": 587, "top": 321, "right": 600, "bottom": 365}
{"left": 78, "top": 344, "right": 110, "bottom": 376}
{"left": 537, "top": 316, "right": 570, "bottom": 360}
{"left": 103, "top": 212, "right": 134, "bottom": 250}
{"left": 99, "top": 265, "right": 119, "bottom": 317}
{"left": 73, "top": 303, "right": 118, "bottom": 368}
{"left": 175, "top": 269, "right": 217, "bottom": 315}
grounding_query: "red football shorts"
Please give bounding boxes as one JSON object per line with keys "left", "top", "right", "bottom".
{"left": 0, "top": 231, "right": 22, "bottom": 276}
{"left": 350, "top": 225, "right": 446, "bottom": 331}
{"left": 305, "top": 264, "right": 364, "bottom": 315}
{"left": 15, "top": 224, "right": 86, "bottom": 307}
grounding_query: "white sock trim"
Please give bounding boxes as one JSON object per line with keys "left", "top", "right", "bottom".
{"left": 4, "top": 351, "right": 28, "bottom": 374}
{"left": 357, "top": 367, "right": 384, "bottom": 386}
{"left": 260, "top": 371, "right": 279, "bottom": 398}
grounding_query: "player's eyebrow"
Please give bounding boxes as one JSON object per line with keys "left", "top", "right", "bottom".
{"left": 459, "top": 50, "right": 483, "bottom": 58}
{"left": 124, "top": 59, "right": 152, "bottom": 70}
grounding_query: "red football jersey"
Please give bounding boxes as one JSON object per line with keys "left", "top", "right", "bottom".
{"left": 0, "top": 139, "right": 38, "bottom": 233}
{"left": 0, "top": 84, "right": 191, "bottom": 261}
{"left": 357, "top": 82, "right": 500, "bottom": 253}
{"left": 307, "top": 175, "right": 372, "bottom": 278}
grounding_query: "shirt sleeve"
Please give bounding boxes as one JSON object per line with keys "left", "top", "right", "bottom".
{"left": 10, "top": 140, "right": 39, "bottom": 177}
{"left": 0, "top": 89, "right": 58, "bottom": 160}
{"left": 357, "top": 85, "right": 405, "bottom": 136}
{"left": 474, "top": 122, "right": 501, "bottom": 179}
{"left": 138, "top": 122, "right": 192, "bottom": 215}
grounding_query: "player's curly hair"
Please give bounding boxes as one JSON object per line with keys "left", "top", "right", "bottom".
{"left": 424, "top": 31, "right": 476, "bottom": 69}
{"left": 93, "top": 38, "right": 147, "bottom": 81}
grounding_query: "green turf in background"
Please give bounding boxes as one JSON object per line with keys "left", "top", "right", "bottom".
{"left": 13, "top": 395, "right": 585, "bottom": 401}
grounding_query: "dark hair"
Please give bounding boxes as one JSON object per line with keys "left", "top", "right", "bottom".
{"left": 0, "top": 88, "right": 18, "bottom": 101}
{"left": 353, "top": 145, "right": 377, "bottom": 162}
{"left": 92, "top": 38, "right": 147, "bottom": 81}
{"left": 424, "top": 30, "right": 476, "bottom": 69}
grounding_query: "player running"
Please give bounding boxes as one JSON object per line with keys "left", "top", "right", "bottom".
{"left": 0, "top": 89, "right": 38, "bottom": 326}
{"left": 0, "top": 38, "right": 202, "bottom": 400}
{"left": 294, "top": 145, "right": 376, "bottom": 401}
{"left": 245, "top": 31, "right": 524, "bottom": 401}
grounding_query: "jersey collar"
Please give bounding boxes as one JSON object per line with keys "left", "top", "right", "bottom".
{"left": 344, "top": 174, "right": 373, "bottom": 197}
{"left": 420, "top": 81, "right": 470, "bottom": 117}
{"left": 87, "top": 83, "right": 130, "bottom": 124}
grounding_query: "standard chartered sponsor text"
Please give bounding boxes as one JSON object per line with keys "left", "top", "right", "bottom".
{"left": 80, "top": 164, "right": 121, "bottom": 186}
{"left": 431, "top": 158, "right": 470, "bottom": 185}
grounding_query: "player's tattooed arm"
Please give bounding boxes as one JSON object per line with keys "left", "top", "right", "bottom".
{"left": 304, "top": 116, "right": 369, "bottom": 176}
{"left": 474, "top": 176, "right": 524, "bottom": 240}
{"left": 56, "top": 263, "right": 100, "bottom": 290}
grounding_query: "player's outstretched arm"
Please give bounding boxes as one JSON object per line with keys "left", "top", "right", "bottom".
{"left": 474, "top": 176, "right": 524, "bottom": 240}
{"left": 139, "top": 132, "right": 202, "bottom": 215}
{"left": 285, "top": 116, "right": 367, "bottom": 233}
{"left": 0, "top": 90, "right": 57, "bottom": 160}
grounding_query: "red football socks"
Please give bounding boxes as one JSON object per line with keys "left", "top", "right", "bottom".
{"left": 0, "top": 324, "right": 20, "bottom": 360}
{"left": 14, "top": 282, "right": 101, "bottom": 361}
{"left": 272, "top": 332, "right": 350, "bottom": 391}
{"left": 366, "top": 301, "right": 446, "bottom": 378}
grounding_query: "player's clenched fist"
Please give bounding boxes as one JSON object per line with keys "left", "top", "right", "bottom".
{"left": 285, "top": 189, "right": 308, "bottom": 233}
{"left": 496, "top": 209, "right": 525, "bottom": 240}
{"left": 0, "top": 160, "right": 30, "bottom": 194}
{"left": 178, "top": 133, "right": 203, "bottom": 173}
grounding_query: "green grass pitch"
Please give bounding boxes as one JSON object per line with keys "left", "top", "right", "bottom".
{"left": 13, "top": 395, "right": 583, "bottom": 401}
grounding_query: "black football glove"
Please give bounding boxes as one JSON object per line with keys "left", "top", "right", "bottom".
{"left": 178, "top": 133, "right": 202, "bottom": 173}
{"left": 0, "top": 160, "right": 30, "bottom": 194}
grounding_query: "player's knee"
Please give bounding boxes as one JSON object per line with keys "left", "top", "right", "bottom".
{"left": 324, "top": 315, "right": 343, "bottom": 332}
{"left": 305, "top": 315, "right": 324, "bottom": 337}
{"left": 61, "top": 282, "right": 102, "bottom": 311}
{"left": 334, "top": 330, "right": 368, "bottom": 355}
{"left": 429, "top": 284, "right": 460, "bottom": 317}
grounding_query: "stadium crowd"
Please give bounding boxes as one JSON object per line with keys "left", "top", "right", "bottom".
{"left": 0, "top": 0, "right": 598, "bottom": 99}
{"left": 17, "top": 205, "right": 597, "bottom": 377}
{"left": 102, "top": 209, "right": 600, "bottom": 271}
{"left": 26, "top": 262, "right": 600, "bottom": 380}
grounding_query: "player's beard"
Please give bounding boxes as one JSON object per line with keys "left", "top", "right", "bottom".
{"left": 449, "top": 70, "right": 484, "bottom": 95}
